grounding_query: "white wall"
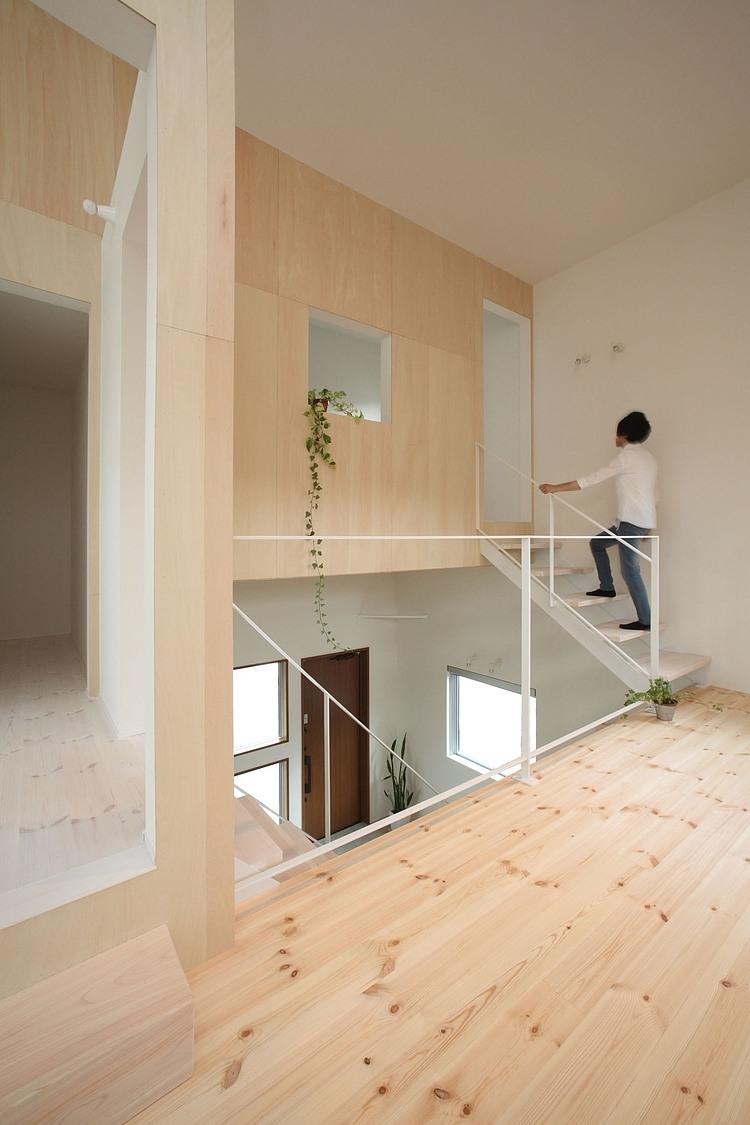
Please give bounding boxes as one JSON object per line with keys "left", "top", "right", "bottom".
{"left": 533, "top": 178, "right": 750, "bottom": 692}
{"left": 0, "top": 384, "right": 72, "bottom": 639}
{"left": 70, "top": 352, "right": 88, "bottom": 665}
{"left": 234, "top": 565, "right": 627, "bottom": 823}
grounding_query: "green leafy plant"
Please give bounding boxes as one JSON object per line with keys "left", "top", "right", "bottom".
{"left": 624, "top": 677, "right": 679, "bottom": 707}
{"left": 383, "top": 733, "right": 414, "bottom": 814}
{"left": 304, "top": 389, "right": 364, "bottom": 649}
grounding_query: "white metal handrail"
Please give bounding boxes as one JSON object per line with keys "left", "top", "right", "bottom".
{"left": 476, "top": 443, "right": 660, "bottom": 677}
{"left": 232, "top": 602, "right": 439, "bottom": 844}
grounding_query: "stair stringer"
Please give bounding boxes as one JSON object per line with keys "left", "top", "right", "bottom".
{"left": 481, "top": 538, "right": 649, "bottom": 691}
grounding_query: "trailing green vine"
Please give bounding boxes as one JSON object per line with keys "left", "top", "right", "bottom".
{"left": 304, "top": 388, "right": 363, "bottom": 649}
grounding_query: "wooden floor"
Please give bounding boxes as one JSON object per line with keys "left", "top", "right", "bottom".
{"left": 0, "top": 635, "right": 145, "bottom": 894}
{"left": 130, "top": 685, "right": 750, "bottom": 1124}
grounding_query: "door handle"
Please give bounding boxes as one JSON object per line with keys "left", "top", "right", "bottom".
{"left": 304, "top": 754, "right": 311, "bottom": 794}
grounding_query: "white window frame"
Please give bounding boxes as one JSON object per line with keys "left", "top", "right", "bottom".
{"left": 233, "top": 659, "right": 288, "bottom": 774}
{"left": 447, "top": 665, "right": 536, "bottom": 774}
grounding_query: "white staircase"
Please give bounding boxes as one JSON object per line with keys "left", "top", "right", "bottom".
{"left": 481, "top": 537, "right": 710, "bottom": 691}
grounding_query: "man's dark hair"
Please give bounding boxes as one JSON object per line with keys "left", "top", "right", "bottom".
{"left": 617, "top": 411, "right": 651, "bottom": 444}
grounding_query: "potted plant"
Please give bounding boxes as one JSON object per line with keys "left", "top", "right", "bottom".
{"left": 624, "top": 677, "right": 680, "bottom": 721}
{"left": 383, "top": 733, "right": 414, "bottom": 820}
{"left": 303, "top": 389, "right": 363, "bottom": 649}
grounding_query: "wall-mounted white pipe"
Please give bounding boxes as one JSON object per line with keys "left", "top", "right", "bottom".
{"left": 83, "top": 198, "right": 117, "bottom": 223}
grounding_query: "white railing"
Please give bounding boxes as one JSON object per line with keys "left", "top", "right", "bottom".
{"left": 233, "top": 601, "right": 439, "bottom": 844}
{"left": 231, "top": 526, "right": 648, "bottom": 899}
{"left": 476, "top": 443, "right": 660, "bottom": 678}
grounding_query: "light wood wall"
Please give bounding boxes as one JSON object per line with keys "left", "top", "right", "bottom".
{"left": 234, "top": 129, "right": 533, "bottom": 581}
{"left": 0, "top": 0, "right": 235, "bottom": 998}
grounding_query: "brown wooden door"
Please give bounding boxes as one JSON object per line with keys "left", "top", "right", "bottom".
{"left": 301, "top": 649, "right": 369, "bottom": 840}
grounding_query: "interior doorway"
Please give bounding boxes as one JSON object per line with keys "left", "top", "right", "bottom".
{"left": 301, "top": 648, "right": 370, "bottom": 839}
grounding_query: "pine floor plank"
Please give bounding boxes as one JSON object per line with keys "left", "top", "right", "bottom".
{"left": 131, "top": 688, "right": 750, "bottom": 1124}
{"left": 0, "top": 636, "right": 146, "bottom": 893}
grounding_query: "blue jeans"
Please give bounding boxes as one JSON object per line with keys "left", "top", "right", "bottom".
{"left": 590, "top": 522, "right": 651, "bottom": 626}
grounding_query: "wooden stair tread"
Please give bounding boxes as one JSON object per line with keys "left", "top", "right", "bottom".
{"left": 598, "top": 622, "right": 666, "bottom": 643}
{"left": 234, "top": 798, "right": 284, "bottom": 871}
{"left": 561, "top": 591, "right": 629, "bottom": 607}
{"left": 532, "top": 565, "right": 593, "bottom": 577}
{"left": 635, "top": 650, "right": 711, "bottom": 680}
{"left": 236, "top": 794, "right": 318, "bottom": 856}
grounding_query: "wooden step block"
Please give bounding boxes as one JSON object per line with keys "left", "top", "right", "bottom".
{"left": 561, "top": 591, "right": 629, "bottom": 607}
{"left": 234, "top": 797, "right": 284, "bottom": 872}
{"left": 531, "top": 565, "right": 593, "bottom": 577}
{"left": 635, "top": 650, "right": 711, "bottom": 680}
{"left": 0, "top": 925, "right": 193, "bottom": 1124}
{"left": 598, "top": 621, "right": 666, "bottom": 643}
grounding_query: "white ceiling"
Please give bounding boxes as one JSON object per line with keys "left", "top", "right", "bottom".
{"left": 235, "top": 0, "right": 750, "bottom": 284}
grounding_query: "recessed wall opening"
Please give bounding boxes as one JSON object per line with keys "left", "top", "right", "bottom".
{"left": 308, "top": 308, "right": 391, "bottom": 422}
{"left": 482, "top": 299, "right": 532, "bottom": 525}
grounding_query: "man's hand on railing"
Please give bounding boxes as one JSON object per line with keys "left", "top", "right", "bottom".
{"left": 539, "top": 480, "right": 581, "bottom": 494}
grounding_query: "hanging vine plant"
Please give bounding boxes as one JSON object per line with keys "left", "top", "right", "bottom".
{"left": 304, "top": 388, "right": 363, "bottom": 649}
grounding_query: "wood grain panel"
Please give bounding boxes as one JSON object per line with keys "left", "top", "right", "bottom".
{"left": 155, "top": 1, "right": 208, "bottom": 334}
{"left": 392, "top": 337, "right": 480, "bottom": 570}
{"left": 477, "top": 257, "right": 533, "bottom": 321}
{"left": 312, "top": 415, "right": 393, "bottom": 575}
{"left": 129, "top": 691, "right": 750, "bottom": 1125}
{"left": 236, "top": 128, "right": 279, "bottom": 293}
{"left": 0, "top": 925, "right": 193, "bottom": 1125}
{"left": 276, "top": 296, "right": 314, "bottom": 578}
{"left": 234, "top": 284, "right": 279, "bottom": 580}
{"left": 205, "top": 0, "right": 235, "bottom": 343}
{"left": 392, "top": 213, "right": 476, "bottom": 360}
{"left": 0, "top": 0, "right": 117, "bottom": 233}
{"left": 279, "top": 153, "right": 392, "bottom": 329}
{"left": 0, "top": 0, "right": 237, "bottom": 1002}
{"left": 203, "top": 334, "right": 235, "bottom": 951}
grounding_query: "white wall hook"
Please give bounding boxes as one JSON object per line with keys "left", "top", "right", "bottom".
{"left": 574, "top": 353, "right": 591, "bottom": 366}
{"left": 83, "top": 199, "right": 117, "bottom": 223}
{"left": 611, "top": 343, "right": 626, "bottom": 353}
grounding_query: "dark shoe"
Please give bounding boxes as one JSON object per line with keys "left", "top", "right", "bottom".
{"left": 586, "top": 588, "right": 616, "bottom": 598}
{"left": 619, "top": 621, "right": 650, "bottom": 631}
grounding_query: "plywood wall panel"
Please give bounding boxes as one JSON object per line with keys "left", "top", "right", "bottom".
{"left": 0, "top": 0, "right": 236, "bottom": 998}
{"left": 392, "top": 214, "right": 476, "bottom": 361}
{"left": 276, "top": 297, "right": 313, "bottom": 578}
{"left": 202, "top": 334, "right": 235, "bottom": 950}
{"left": 0, "top": 0, "right": 117, "bottom": 233}
{"left": 155, "top": 2, "right": 208, "bottom": 335}
{"left": 278, "top": 154, "right": 392, "bottom": 329}
{"left": 478, "top": 258, "right": 533, "bottom": 321}
{"left": 236, "top": 129, "right": 279, "bottom": 293}
{"left": 392, "top": 338, "right": 479, "bottom": 570}
{"left": 312, "top": 416, "right": 393, "bottom": 576}
{"left": 205, "top": 0, "right": 235, "bottom": 344}
{"left": 234, "top": 284, "right": 279, "bottom": 580}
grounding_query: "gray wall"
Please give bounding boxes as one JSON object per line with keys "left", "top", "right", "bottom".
{"left": 234, "top": 564, "right": 627, "bottom": 825}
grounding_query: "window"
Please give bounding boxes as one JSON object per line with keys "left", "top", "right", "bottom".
{"left": 447, "top": 666, "right": 536, "bottom": 772}
{"left": 233, "top": 660, "right": 288, "bottom": 767}
{"left": 308, "top": 308, "right": 391, "bottom": 422}
{"left": 234, "top": 760, "right": 288, "bottom": 823}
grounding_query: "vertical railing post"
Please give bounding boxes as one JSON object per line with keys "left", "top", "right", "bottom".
{"left": 548, "top": 495, "right": 555, "bottom": 608}
{"left": 323, "top": 692, "right": 332, "bottom": 842}
{"left": 521, "top": 537, "right": 532, "bottom": 781}
{"left": 650, "top": 535, "right": 660, "bottom": 679}
{"left": 475, "top": 443, "right": 483, "bottom": 531}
